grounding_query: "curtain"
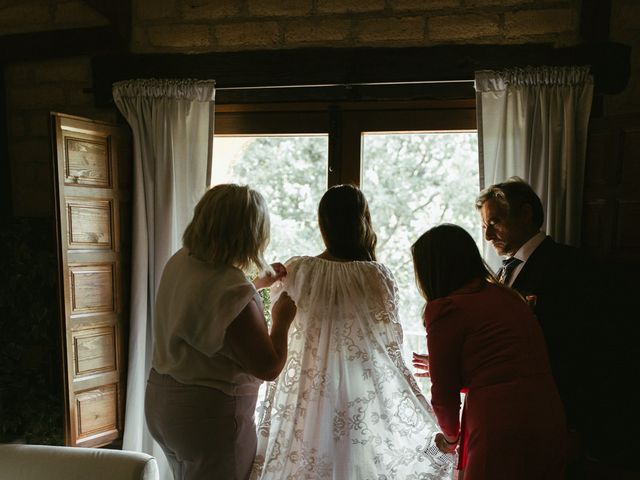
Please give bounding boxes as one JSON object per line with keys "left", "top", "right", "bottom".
{"left": 113, "top": 79, "right": 216, "bottom": 480}
{"left": 475, "top": 66, "right": 593, "bottom": 269}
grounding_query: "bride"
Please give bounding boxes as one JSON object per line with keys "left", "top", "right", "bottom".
{"left": 251, "top": 184, "right": 452, "bottom": 479}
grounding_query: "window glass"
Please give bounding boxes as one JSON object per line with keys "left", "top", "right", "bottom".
{"left": 361, "top": 131, "right": 480, "bottom": 394}
{"left": 212, "top": 135, "right": 328, "bottom": 263}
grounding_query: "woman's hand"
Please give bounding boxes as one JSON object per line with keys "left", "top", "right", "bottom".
{"left": 412, "top": 352, "right": 431, "bottom": 378}
{"left": 272, "top": 292, "right": 297, "bottom": 327}
{"left": 226, "top": 293, "right": 296, "bottom": 382}
{"left": 253, "top": 263, "right": 287, "bottom": 290}
{"left": 434, "top": 432, "right": 459, "bottom": 454}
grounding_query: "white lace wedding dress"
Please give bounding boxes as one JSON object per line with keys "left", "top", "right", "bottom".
{"left": 251, "top": 256, "right": 453, "bottom": 480}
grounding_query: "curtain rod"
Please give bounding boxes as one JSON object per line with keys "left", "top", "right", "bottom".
{"left": 215, "top": 79, "right": 474, "bottom": 91}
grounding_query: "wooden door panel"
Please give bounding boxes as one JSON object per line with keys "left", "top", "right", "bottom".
{"left": 66, "top": 199, "right": 114, "bottom": 249}
{"left": 64, "top": 135, "right": 112, "bottom": 187}
{"left": 69, "top": 263, "right": 116, "bottom": 316}
{"left": 616, "top": 200, "right": 640, "bottom": 255}
{"left": 72, "top": 326, "right": 118, "bottom": 376}
{"left": 583, "top": 114, "right": 640, "bottom": 263}
{"left": 581, "top": 199, "right": 609, "bottom": 257}
{"left": 52, "top": 112, "right": 131, "bottom": 447}
{"left": 620, "top": 127, "right": 640, "bottom": 194}
{"left": 75, "top": 384, "right": 120, "bottom": 446}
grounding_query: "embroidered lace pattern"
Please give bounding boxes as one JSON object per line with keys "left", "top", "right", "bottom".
{"left": 251, "top": 256, "right": 453, "bottom": 480}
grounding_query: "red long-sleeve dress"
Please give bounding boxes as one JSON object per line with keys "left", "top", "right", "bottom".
{"left": 425, "top": 279, "right": 568, "bottom": 479}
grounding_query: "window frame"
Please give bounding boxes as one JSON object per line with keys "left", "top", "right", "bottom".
{"left": 214, "top": 98, "right": 477, "bottom": 187}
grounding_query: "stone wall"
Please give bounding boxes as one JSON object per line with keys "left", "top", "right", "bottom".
{"left": 1, "top": 0, "right": 638, "bottom": 216}
{"left": 4, "top": 57, "right": 116, "bottom": 216}
{"left": 0, "top": 0, "right": 107, "bottom": 35}
{"left": 133, "top": 0, "right": 581, "bottom": 52}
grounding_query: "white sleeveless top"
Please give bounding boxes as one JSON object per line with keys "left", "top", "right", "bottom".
{"left": 152, "top": 248, "right": 262, "bottom": 396}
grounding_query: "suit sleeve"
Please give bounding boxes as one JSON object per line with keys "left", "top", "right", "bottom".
{"left": 425, "top": 298, "right": 464, "bottom": 438}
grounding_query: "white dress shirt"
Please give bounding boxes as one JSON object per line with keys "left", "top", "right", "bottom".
{"left": 504, "top": 231, "right": 546, "bottom": 286}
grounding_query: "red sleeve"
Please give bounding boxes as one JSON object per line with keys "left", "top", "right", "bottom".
{"left": 425, "top": 298, "right": 463, "bottom": 438}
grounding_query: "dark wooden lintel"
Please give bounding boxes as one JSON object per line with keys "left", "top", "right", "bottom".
{"left": 1, "top": 26, "right": 128, "bottom": 63}
{"left": 92, "top": 42, "right": 631, "bottom": 106}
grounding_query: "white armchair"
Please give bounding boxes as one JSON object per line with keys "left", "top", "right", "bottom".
{"left": 0, "top": 444, "right": 159, "bottom": 480}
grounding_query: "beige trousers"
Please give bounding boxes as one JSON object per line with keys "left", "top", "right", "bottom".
{"left": 145, "top": 369, "right": 258, "bottom": 480}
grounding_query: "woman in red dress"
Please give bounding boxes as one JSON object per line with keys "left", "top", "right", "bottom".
{"left": 411, "top": 224, "right": 568, "bottom": 479}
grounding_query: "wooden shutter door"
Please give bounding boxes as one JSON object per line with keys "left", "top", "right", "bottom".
{"left": 51, "top": 113, "right": 131, "bottom": 447}
{"left": 583, "top": 113, "right": 640, "bottom": 267}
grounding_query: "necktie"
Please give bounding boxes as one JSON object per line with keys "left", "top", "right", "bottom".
{"left": 498, "top": 257, "right": 522, "bottom": 285}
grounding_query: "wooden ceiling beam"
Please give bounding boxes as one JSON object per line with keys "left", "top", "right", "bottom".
{"left": 92, "top": 42, "right": 631, "bottom": 106}
{"left": 0, "top": 26, "right": 128, "bottom": 63}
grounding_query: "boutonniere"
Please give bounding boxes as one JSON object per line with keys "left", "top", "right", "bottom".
{"left": 525, "top": 294, "right": 537, "bottom": 308}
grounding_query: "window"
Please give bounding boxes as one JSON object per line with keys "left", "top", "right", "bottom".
{"left": 212, "top": 134, "right": 327, "bottom": 261}
{"left": 213, "top": 100, "right": 479, "bottom": 393}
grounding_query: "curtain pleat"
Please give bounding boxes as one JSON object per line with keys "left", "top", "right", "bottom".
{"left": 113, "top": 78, "right": 216, "bottom": 480}
{"left": 475, "top": 66, "right": 593, "bottom": 269}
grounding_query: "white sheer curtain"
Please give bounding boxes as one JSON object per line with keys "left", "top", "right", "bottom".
{"left": 113, "top": 79, "right": 216, "bottom": 480}
{"left": 475, "top": 66, "right": 593, "bottom": 269}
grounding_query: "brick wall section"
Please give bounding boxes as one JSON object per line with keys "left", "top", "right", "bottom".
{"left": 138, "top": 0, "right": 179, "bottom": 21}
{"left": 53, "top": 1, "right": 108, "bottom": 28}
{"left": 389, "top": 0, "right": 461, "bottom": 11}
{"left": 248, "top": 0, "right": 312, "bottom": 17}
{"left": 429, "top": 14, "right": 501, "bottom": 42}
{"left": 132, "top": 0, "right": 585, "bottom": 51}
{"left": 285, "top": 18, "right": 351, "bottom": 45}
{"left": 0, "top": 0, "right": 107, "bottom": 34}
{"left": 4, "top": 58, "right": 116, "bottom": 216}
{"left": 147, "top": 24, "right": 212, "bottom": 49}
{"left": 505, "top": 8, "right": 579, "bottom": 41}
{"left": 216, "top": 21, "right": 281, "bottom": 49}
{"left": 0, "top": 3, "right": 50, "bottom": 34}
{"left": 355, "top": 16, "right": 425, "bottom": 43}
{"left": 317, "top": 0, "right": 386, "bottom": 14}
{"left": 181, "top": 1, "right": 241, "bottom": 21}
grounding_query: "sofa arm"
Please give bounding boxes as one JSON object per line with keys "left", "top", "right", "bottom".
{"left": 0, "top": 444, "right": 159, "bottom": 480}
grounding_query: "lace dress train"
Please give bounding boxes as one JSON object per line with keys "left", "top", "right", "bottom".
{"left": 251, "top": 256, "right": 453, "bottom": 480}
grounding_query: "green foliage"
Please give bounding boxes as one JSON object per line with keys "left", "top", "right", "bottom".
{"left": 231, "top": 136, "right": 326, "bottom": 262}
{"left": 0, "top": 218, "right": 64, "bottom": 445}
{"left": 259, "top": 288, "right": 272, "bottom": 327}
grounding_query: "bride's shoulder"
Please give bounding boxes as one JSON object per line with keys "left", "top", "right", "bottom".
{"left": 356, "top": 261, "right": 396, "bottom": 285}
{"left": 369, "top": 260, "right": 395, "bottom": 277}
{"left": 283, "top": 255, "right": 316, "bottom": 272}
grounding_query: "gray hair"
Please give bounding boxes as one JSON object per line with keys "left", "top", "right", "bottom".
{"left": 475, "top": 176, "right": 544, "bottom": 229}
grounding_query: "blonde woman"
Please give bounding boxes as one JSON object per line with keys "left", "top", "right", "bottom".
{"left": 252, "top": 185, "right": 447, "bottom": 479}
{"left": 145, "top": 184, "right": 297, "bottom": 480}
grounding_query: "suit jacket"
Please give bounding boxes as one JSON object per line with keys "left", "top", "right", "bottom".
{"left": 514, "top": 237, "right": 640, "bottom": 468}
{"left": 511, "top": 237, "right": 604, "bottom": 436}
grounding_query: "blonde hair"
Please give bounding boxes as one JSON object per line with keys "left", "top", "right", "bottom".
{"left": 182, "top": 184, "right": 271, "bottom": 273}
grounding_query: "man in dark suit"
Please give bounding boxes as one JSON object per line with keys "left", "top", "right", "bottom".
{"left": 476, "top": 177, "right": 617, "bottom": 478}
